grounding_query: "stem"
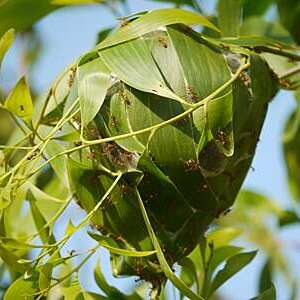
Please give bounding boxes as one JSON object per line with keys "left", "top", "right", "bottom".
{"left": 279, "top": 64, "right": 300, "bottom": 80}
{"left": 252, "top": 46, "right": 300, "bottom": 62}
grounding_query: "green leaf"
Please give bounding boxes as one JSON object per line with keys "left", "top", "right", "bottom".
{"left": 78, "top": 57, "right": 112, "bottom": 127}
{"left": 5, "top": 76, "right": 33, "bottom": 122}
{"left": 94, "top": 260, "right": 126, "bottom": 299}
{"left": 0, "top": 0, "right": 57, "bottom": 37}
{"left": 27, "top": 189, "right": 56, "bottom": 244}
{"left": 40, "top": 100, "right": 66, "bottom": 126}
{"left": 278, "top": 210, "right": 300, "bottom": 227}
{"left": 135, "top": 189, "right": 204, "bottom": 300}
{"left": 283, "top": 108, "right": 300, "bottom": 202}
{"left": 258, "top": 259, "right": 273, "bottom": 293}
{"left": 277, "top": 0, "right": 300, "bottom": 44}
{"left": 242, "top": 0, "right": 274, "bottom": 18}
{"left": 218, "top": 0, "right": 242, "bottom": 37}
{"left": 51, "top": 0, "right": 101, "bottom": 5}
{"left": 0, "top": 243, "right": 26, "bottom": 273}
{"left": 109, "top": 88, "right": 145, "bottom": 153}
{"left": 251, "top": 284, "right": 276, "bottom": 300}
{"left": 208, "top": 245, "right": 243, "bottom": 275}
{"left": 98, "top": 8, "right": 219, "bottom": 50}
{"left": 38, "top": 263, "right": 53, "bottom": 292}
{"left": 4, "top": 277, "right": 37, "bottom": 300}
{"left": 207, "top": 227, "right": 242, "bottom": 249}
{"left": 26, "top": 183, "right": 66, "bottom": 224}
{"left": 88, "top": 232, "right": 156, "bottom": 257}
{"left": 100, "top": 37, "right": 184, "bottom": 104}
{"left": 178, "top": 257, "right": 198, "bottom": 289}
{"left": 0, "top": 28, "right": 15, "bottom": 68}
{"left": 209, "top": 251, "right": 257, "bottom": 296}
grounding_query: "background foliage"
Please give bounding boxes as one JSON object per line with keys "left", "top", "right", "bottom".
{"left": 0, "top": 0, "right": 300, "bottom": 299}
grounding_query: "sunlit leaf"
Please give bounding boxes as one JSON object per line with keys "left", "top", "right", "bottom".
{"left": 207, "top": 227, "right": 242, "bottom": 249}
{"left": 88, "top": 232, "right": 156, "bottom": 257}
{"left": 4, "top": 277, "right": 37, "bottom": 300}
{"left": 5, "top": 76, "right": 33, "bottom": 122}
{"left": 98, "top": 8, "right": 219, "bottom": 50}
{"left": 209, "top": 251, "right": 257, "bottom": 296}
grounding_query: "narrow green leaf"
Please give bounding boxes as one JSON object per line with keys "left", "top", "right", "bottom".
{"left": 5, "top": 76, "right": 33, "bottom": 122}
{"left": 208, "top": 245, "right": 243, "bottom": 275}
{"left": 258, "top": 259, "right": 273, "bottom": 293}
{"left": 278, "top": 210, "right": 300, "bottom": 227}
{"left": 209, "top": 251, "right": 257, "bottom": 296}
{"left": 98, "top": 8, "right": 219, "bottom": 50}
{"left": 0, "top": 28, "right": 15, "bottom": 67}
{"left": 88, "top": 232, "right": 156, "bottom": 257}
{"left": 251, "top": 284, "right": 276, "bottom": 300}
{"left": 218, "top": 0, "right": 242, "bottom": 37}
{"left": 78, "top": 57, "right": 112, "bottom": 126}
{"left": 135, "top": 189, "right": 204, "bottom": 300}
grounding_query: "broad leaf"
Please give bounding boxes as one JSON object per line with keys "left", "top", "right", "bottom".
{"left": 5, "top": 77, "right": 33, "bottom": 122}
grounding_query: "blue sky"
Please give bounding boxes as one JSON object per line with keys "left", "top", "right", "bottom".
{"left": 1, "top": 1, "right": 299, "bottom": 299}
